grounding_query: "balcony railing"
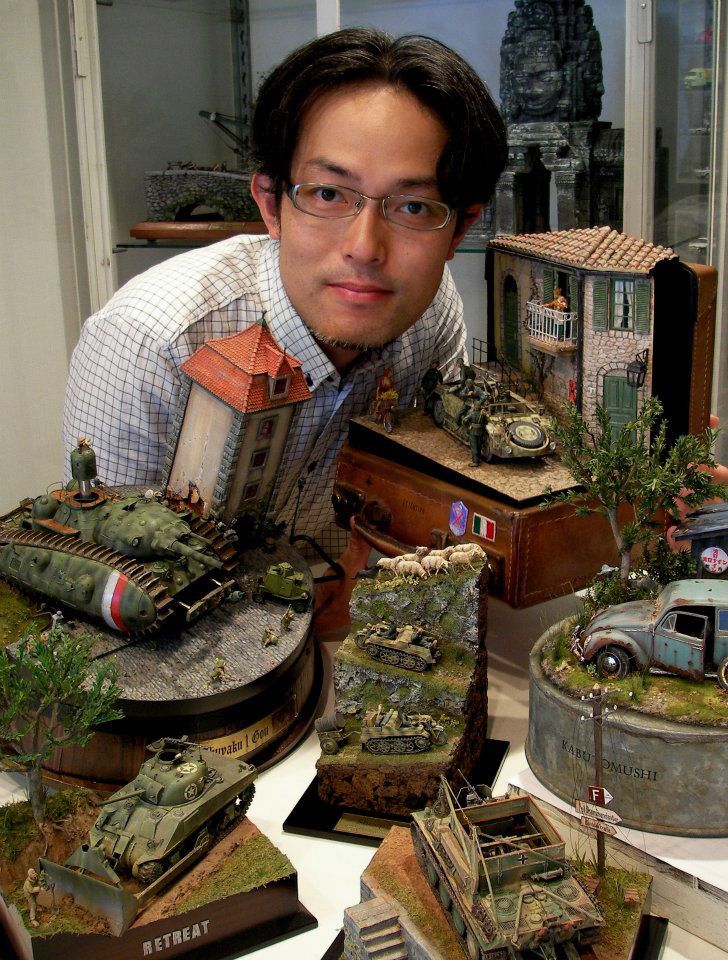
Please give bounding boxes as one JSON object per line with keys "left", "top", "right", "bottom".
{"left": 526, "top": 301, "right": 578, "bottom": 347}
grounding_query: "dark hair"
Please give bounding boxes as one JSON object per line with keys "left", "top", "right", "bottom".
{"left": 251, "top": 27, "right": 507, "bottom": 213}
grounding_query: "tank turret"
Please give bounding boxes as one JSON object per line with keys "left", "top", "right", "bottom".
{"left": 0, "top": 442, "right": 238, "bottom": 633}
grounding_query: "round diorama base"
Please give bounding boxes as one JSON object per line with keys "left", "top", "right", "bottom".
{"left": 40, "top": 544, "right": 321, "bottom": 787}
{"left": 527, "top": 622, "right": 728, "bottom": 837}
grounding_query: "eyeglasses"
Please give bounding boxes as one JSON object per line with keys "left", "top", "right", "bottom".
{"left": 288, "top": 182, "right": 454, "bottom": 231}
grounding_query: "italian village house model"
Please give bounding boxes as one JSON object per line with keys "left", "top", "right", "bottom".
{"left": 0, "top": 321, "right": 321, "bottom": 958}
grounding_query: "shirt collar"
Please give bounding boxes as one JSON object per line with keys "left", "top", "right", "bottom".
{"left": 257, "top": 238, "right": 405, "bottom": 390}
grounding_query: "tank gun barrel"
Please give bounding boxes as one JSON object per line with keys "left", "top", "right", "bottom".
{"left": 101, "top": 787, "right": 146, "bottom": 806}
{"left": 155, "top": 537, "right": 223, "bottom": 569}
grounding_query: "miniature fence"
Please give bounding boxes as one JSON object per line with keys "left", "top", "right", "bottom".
{"left": 526, "top": 302, "right": 578, "bottom": 344}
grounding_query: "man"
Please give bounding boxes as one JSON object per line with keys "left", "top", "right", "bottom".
{"left": 63, "top": 28, "right": 507, "bottom": 557}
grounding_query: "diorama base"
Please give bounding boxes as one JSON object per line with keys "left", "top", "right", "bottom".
{"left": 29, "top": 544, "right": 321, "bottom": 788}
{"left": 284, "top": 739, "right": 509, "bottom": 846}
{"left": 318, "top": 919, "right": 668, "bottom": 960}
{"left": 528, "top": 622, "right": 728, "bottom": 836}
{"left": 0, "top": 872, "right": 316, "bottom": 960}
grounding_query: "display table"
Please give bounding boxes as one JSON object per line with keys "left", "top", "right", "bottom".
{"left": 1, "top": 593, "right": 725, "bottom": 960}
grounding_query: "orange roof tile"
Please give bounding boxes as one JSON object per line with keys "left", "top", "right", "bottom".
{"left": 490, "top": 226, "right": 677, "bottom": 274}
{"left": 181, "top": 324, "right": 311, "bottom": 414}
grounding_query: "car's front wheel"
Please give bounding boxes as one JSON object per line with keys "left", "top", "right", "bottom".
{"left": 594, "top": 644, "right": 632, "bottom": 680}
{"left": 717, "top": 656, "right": 728, "bottom": 692}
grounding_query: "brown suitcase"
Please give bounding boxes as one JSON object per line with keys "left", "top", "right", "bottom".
{"left": 333, "top": 413, "right": 625, "bottom": 608}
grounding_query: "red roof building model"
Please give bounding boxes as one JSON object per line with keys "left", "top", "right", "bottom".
{"left": 181, "top": 323, "right": 311, "bottom": 413}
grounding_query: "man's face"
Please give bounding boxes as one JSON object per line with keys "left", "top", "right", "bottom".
{"left": 252, "top": 83, "right": 478, "bottom": 361}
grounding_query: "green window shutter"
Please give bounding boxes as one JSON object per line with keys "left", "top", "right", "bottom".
{"left": 568, "top": 274, "right": 578, "bottom": 312}
{"left": 592, "top": 278, "right": 608, "bottom": 330}
{"left": 634, "top": 279, "right": 651, "bottom": 334}
{"left": 543, "top": 268, "right": 554, "bottom": 302}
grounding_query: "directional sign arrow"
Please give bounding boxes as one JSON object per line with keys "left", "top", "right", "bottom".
{"left": 575, "top": 800, "right": 622, "bottom": 824}
{"left": 580, "top": 815, "right": 618, "bottom": 836}
{"left": 587, "top": 786, "right": 613, "bottom": 805}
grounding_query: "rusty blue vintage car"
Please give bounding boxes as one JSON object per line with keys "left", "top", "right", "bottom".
{"left": 572, "top": 579, "right": 728, "bottom": 689}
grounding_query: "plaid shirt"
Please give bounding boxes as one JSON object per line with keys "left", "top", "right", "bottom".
{"left": 63, "top": 235, "right": 466, "bottom": 558}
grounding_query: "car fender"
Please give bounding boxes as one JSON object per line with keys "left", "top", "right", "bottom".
{"left": 580, "top": 630, "right": 648, "bottom": 668}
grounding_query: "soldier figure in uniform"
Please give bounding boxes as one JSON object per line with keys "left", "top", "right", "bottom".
{"left": 23, "top": 867, "right": 41, "bottom": 927}
{"left": 461, "top": 403, "right": 488, "bottom": 466}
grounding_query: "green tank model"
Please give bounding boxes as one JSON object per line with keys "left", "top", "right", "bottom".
{"left": 411, "top": 779, "right": 603, "bottom": 960}
{"left": 354, "top": 621, "right": 441, "bottom": 671}
{"left": 430, "top": 376, "right": 556, "bottom": 461}
{"left": 40, "top": 737, "right": 257, "bottom": 934}
{"left": 253, "top": 561, "right": 311, "bottom": 612}
{"left": 360, "top": 705, "right": 446, "bottom": 755}
{"left": 0, "top": 440, "right": 237, "bottom": 633}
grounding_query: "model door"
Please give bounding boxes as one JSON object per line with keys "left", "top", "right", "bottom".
{"left": 653, "top": 610, "right": 707, "bottom": 679}
{"left": 503, "top": 276, "right": 520, "bottom": 367}
{"left": 603, "top": 375, "right": 637, "bottom": 432}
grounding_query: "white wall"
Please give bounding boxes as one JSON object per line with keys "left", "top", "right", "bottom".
{"left": 0, "top": 1, "right": 88, "bottom": 511}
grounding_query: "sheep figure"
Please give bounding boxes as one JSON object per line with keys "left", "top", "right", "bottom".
{"left": 376, "top": 557, "right": 400, "bottom": 574}
{"left": 447, "top": 549, "right": 475, "bottom": 569}
{"left": 395, "top": 558, "right": 426, "bottom": 578}
{"left": 457, "top": 542, "right": 486, "bottom": 560}
{"left": 421, "top": 555, "right": 450, "bottom": 577}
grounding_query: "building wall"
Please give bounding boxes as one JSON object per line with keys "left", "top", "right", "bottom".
{"left": 580, "top": 274, "right": 653, "bottom": 427}
{"left": 167, "top": 385, "right": 233, "bottom": 508}
{"left": 226, "top": 404, "right": 294, "bottom": 521}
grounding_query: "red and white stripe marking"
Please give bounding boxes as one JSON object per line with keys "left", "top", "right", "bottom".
{"left": 101, "top": 570, "right": 130, "bottom": 632}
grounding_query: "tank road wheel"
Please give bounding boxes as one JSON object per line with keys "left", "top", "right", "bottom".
{"left": 466, "top": 930, "right": 480, "bottom": 960}
{"left": 379, "top": 648, "right": 400, "bottom": 666}
{"left": 426, "top": 862, "right": 439, "bottom": 888}
{"left": 718, "top": 656, "right": 728, "bottom": 692}
{"left": 137, "top": 861, "right": 164, "bottom": 885}
{"left": 433, "top": 398, "right": 446, "bottom": 426}
{"left": 451, "top": 905, "right": 466, "bottom": 936}
{"left": 364, "top": 739, "right": 389, "bottom": 755}
{"left": 194, "top": 828, "right": 211, "bottom": 854}
{"left": 365, "top": 643, "right": 380, "bottom": 658}
{"left": 438, "top": 880, "right": 452, "bottom": 911}
{"left": 236, "top": 784, "right": 255, "bottom": 817}
{"left": 595, "top": 644, "right": 632, "bottom": 680}
{"left": 410, "top": 656, "right": 428, "bottom": 672}
{"left": 414, "top": 736, "right": 430, "bottom": 751}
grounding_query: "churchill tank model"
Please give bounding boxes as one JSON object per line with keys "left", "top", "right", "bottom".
{"left": 360, "top": 705, "right": 446, "bottom": 755}
{"left": 411, "top": 779, "right": 603, "bottom": 960}
{"left": 354, "top": 621, "right": 442, "bottom": 671}
{"left": 430, "top": 376, "right": 556, "bottom": 461}
{"left": 40, "top": 737, "right": 257, "bottom": 934}
{"left": 0, "top": 440, "right": 238, "bottom": 633}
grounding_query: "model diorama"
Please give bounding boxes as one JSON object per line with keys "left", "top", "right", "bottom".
{"left": 342, "top": 782, "right": 651, "bottom": 960}
{"left": 314, "top": 544, "right": 488, "bottom": 817}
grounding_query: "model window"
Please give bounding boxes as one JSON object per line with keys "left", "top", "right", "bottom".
{"left": 718, "top": 610, "right": 728, "bottom": 631}
{"left": 250, "top": 448, "right": 268, "bottom": 470}
{"left": 269, "top": 376, "right": 290, "bottom": 399}
{"left": 242, "top": 482, "right": 260, "bottom": 501}
{"left": 257, "top": 416, "right": 277, "bottom": 439}
{"left": 659, "top": 613, "right": 677, "bottom": 632}
{"left": 673, "top": 611, "right": 707, "bottom": 639}
{"left": 611, "top": 279, "right": 635, "bottom": 330}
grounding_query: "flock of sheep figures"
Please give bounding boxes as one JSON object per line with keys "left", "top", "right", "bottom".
{"left": 375, "top": 542, "right": 486, "bottom": 579}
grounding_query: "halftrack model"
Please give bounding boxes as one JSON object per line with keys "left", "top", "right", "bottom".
{"left": 0, "top": 440, "right": 237, "bottom": 634}
{"left": 430, "top": 376, "right": 555, "bottom": 461}
{"left": 354, "top": 621, "right": 441, "bottom": 671}
{"left": 253, "top": 561, "right": 311, "bottom": 612}
{"left": 360, "top": 705, "right": 446, "bottom": 755}
{"left": 411, "top": 779, "right": 603, "bottom": 960}
{"left": 40, "top": 737, "right": 257, "bottom": 934}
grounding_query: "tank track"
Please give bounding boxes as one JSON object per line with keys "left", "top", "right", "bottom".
{"left": 0, "top": 524, "right": 175, "bottom": 631}
{"left": 362, "top": 734, "right": 431, "bottom": 754}
{"left": 367, "top": 644, "right": 429, "bottom": 671}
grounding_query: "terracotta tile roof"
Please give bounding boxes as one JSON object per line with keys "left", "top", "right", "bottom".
{"left": 181, "top": 324, "right": 311, "bottom": 414}
{"left": 490, "top": 226, "right": 677, "bottom": 274}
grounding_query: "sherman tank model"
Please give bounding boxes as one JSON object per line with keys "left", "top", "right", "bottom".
{"left": 411, "top": 779, "right": 603, "bottom": 960}
{"left": 253, "top": 561, "right": 311, "bottom": 611}
{"left": 40, "top": 737, "right": 257, "bottom": 934}
{"left": 0, "top": 440, "right": 238, "bottom": 633}
{"left": 360, "top": 705, "right": 446, "bottom": 755}
{"left": 354, "top": 621, "right": 441, "bottom": 671}
{"left": 430, "top": 376, "right": 556, "bottom": 461}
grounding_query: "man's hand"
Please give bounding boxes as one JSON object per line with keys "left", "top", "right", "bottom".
{"left": 667, "top": 415, "right": 728, "bottom": 551}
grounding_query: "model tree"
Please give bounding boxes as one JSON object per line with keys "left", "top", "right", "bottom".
{"left": 0, "top": 623, "right": 123, "bottom": 825}
{"left": 549, "top": 397, "right": 726, "bottom": 585}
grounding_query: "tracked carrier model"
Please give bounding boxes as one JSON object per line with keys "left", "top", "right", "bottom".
{"left": 0, "top": 440, "right": 237, "bottom": 633}
{"left": 40, "top": 737, "right": 257, "bottom": 934}
{"left": 411, "top": 780, "right": 602, "bottom": 960}
{"left": 355, "top": 621, "right": 441, "bottom": 671}
{"left": 360, "top": 706, "right": 446, "bottom": 755}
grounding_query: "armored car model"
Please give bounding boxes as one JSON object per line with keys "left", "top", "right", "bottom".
{"left": 40, "top": 737, "right": 257, "bottom": 934}
{"left": 412, "top": 780, "right": 603, "bottom": 960}
{"left": 360, "top": 705, "right": 446, "bottom": 755}
{"left": 0, "top": 440, "right": 237, "bottom": 633}
{"left": 354, "top": 621, "right": 441, "bottom": 671}
{"left": 253, "top": 561, "right": 311, "bottom": 611}
{"left": 430, "top": 376, "right": 556, "bottom": 461}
